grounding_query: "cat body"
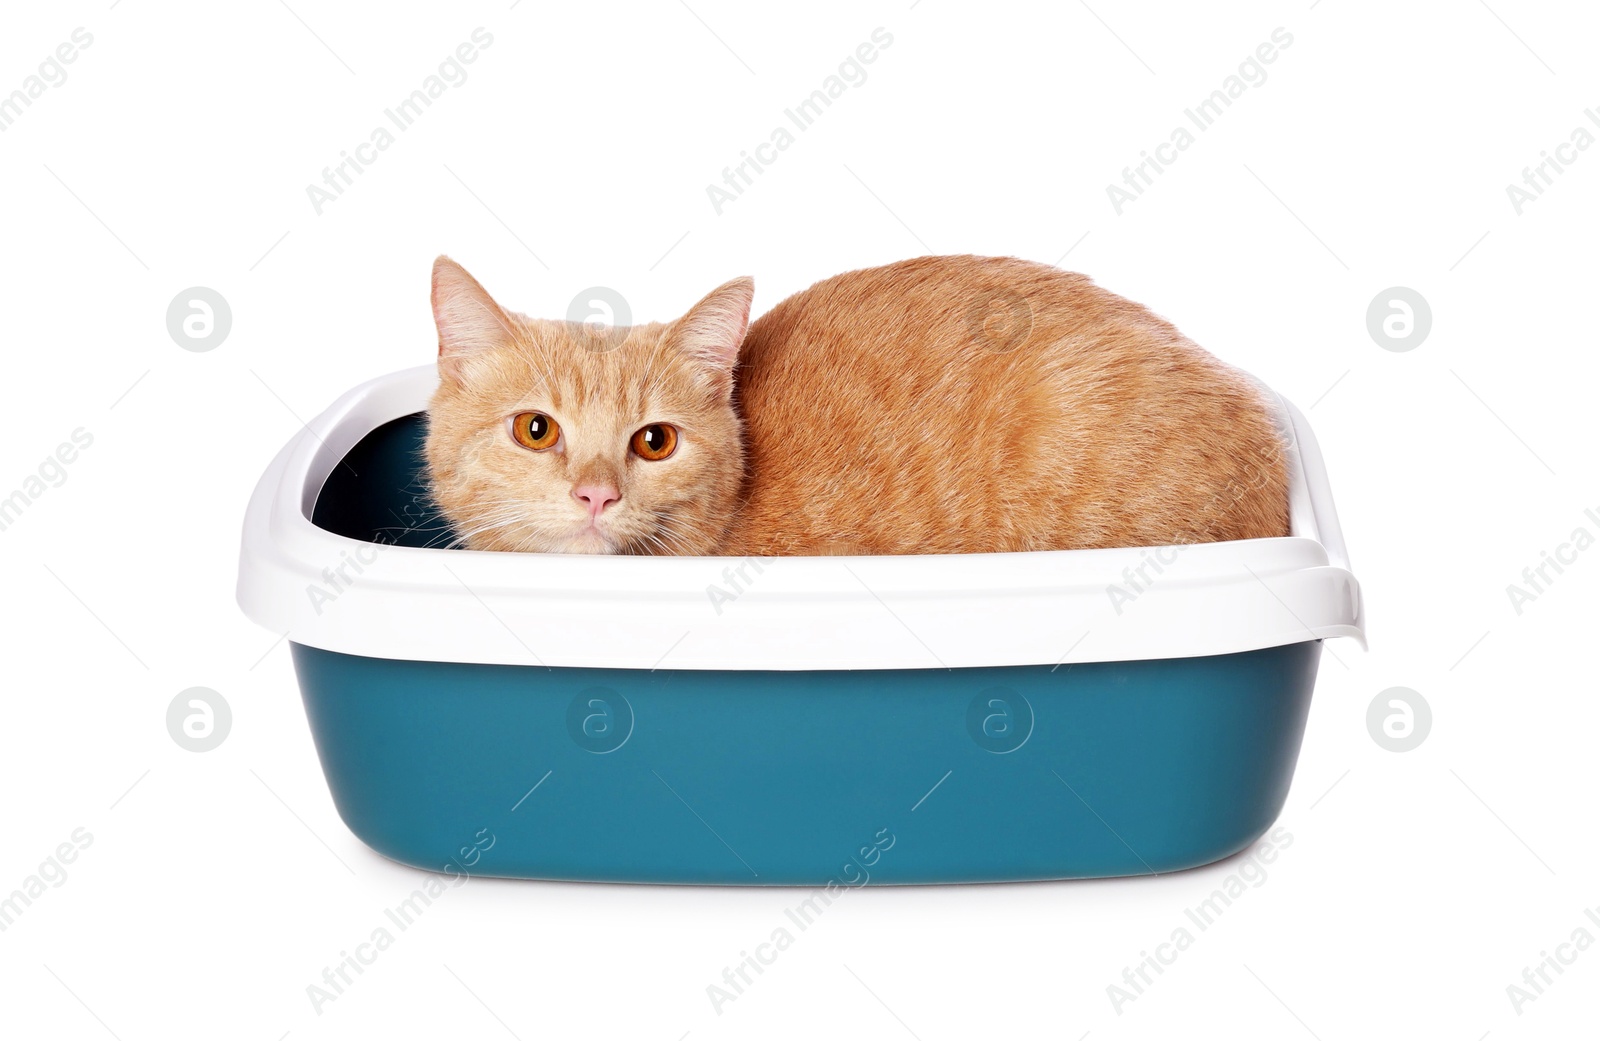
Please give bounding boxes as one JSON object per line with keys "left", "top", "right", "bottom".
{"left": 425, "top": 255, "right": 1289, "bottom": 556}
{"left": 724, "top": 255, "right": 1287, "bottom": 553}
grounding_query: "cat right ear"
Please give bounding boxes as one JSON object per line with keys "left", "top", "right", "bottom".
{"left": 431, "top": 256, "right": 513, "bottom": 378}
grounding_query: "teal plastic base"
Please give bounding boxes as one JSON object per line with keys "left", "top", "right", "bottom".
{"left": 289, "top": 641, "right": 1319, "bottom": 885}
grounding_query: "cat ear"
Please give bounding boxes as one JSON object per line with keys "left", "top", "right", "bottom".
{"left": 670, "top": 277, "right": 754, "bottom": 391}
{"left": 431, "top": 256, "right": 514, "bottom": 375}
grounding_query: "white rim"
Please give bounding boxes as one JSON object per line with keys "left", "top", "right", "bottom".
{"left": 237, "top": 365, "right": 1365, "bottom": 670}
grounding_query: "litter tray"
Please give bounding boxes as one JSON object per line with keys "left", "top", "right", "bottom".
{"left": 237, "top": 365, "right": 1363, "bottom": 884}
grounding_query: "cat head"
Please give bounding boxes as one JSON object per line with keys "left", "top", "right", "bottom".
{"left": 424, "top": 257, "right": 753, "bottom": 554}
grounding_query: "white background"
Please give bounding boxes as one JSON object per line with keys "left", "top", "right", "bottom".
{"left": 2, "top": 0, "right": 1597, "bottom": 1037}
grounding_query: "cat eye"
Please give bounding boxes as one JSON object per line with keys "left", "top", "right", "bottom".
{"left": 509, "top": 411, "right": 561, "bottom": 451}
{"left": 630, "top": 423, "right": 678, "bottom": 461}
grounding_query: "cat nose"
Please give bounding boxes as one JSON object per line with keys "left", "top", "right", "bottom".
{"left": 572, "top": 484, "right": 620, "bottom": 518}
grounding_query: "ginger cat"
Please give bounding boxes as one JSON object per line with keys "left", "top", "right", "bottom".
{"left": 425, "top": 255, "right": 1289, "bottom": 555}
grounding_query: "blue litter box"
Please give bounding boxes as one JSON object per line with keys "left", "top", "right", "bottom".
{"left": 238, "top": 366, "right": 1364, "bottom": 885}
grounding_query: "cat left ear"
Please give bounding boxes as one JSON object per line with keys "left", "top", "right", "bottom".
{"left": 670, "top": 277, "right": 754, "bottom": 392}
